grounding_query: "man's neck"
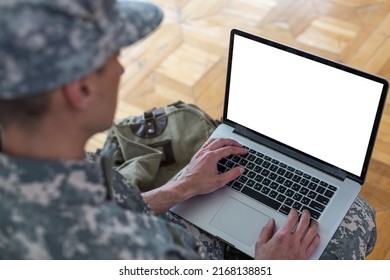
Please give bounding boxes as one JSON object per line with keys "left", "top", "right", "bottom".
{"left": 1, "top": 124, "right": 88, "bottom": 160}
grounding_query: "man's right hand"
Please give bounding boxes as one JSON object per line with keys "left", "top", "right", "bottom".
{"left": 254, "top": 209, "right": 320, "bottom": 259}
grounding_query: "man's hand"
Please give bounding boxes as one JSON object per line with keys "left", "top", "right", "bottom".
{"left": 178, "top": 138, "right": 248, "bottom": 196}
{"left": 255, "top": 209, "right": 320, "bottom": 259}
{"left": 142, "top": 138, "right": 247, "bottom": 215}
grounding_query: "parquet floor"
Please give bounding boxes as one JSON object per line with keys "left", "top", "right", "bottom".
{"left": 86, "top": 0, "right": 390, "bottom": 259}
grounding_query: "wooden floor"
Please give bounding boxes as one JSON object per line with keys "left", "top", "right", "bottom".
{"left": 86, "top": 0, "right": 390, "bottom": 259}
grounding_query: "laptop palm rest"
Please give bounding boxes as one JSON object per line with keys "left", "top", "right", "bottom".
{"left": 210, "top": 197, "right": 270, "bottom": 246}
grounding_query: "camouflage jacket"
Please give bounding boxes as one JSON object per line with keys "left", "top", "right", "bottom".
{"left": 0, "top": 153, "right": 206, "bottom": 259}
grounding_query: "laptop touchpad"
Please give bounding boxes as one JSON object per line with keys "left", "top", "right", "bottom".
{"left": 210, "top": 197, "right": 270, "bottom": 246}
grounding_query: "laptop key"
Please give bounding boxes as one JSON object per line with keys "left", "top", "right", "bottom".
{"left": 301, "top": 197, "right": 311, "bottom": 206}
{"left": 246, "top": 162, "right": 256, "bottom": 170}
{"left": 292, "top": 175, "right": 301, "bottom": 183}
{"left": 300, "top": 179, "right": 310, "bottom": 186}
{"left": 217, "top": 163, "right": 226, "bottom": 173}
{"left": 279, "top": 205, "right": 291, "bottom": 215}
{"left": 291, "top": 183, "right": 301, "bottom": 191}
{"left": 256, "top": 152, "right": 264, "bottom": 158}
{"left": 316, "top": 186, "right": 326, "bottom": 194}
{"left": 261, "top": 169, "right": 270, "bottom": 177}
{"left": 285, "top": 189, "right": 294, "bottom": 197}
{"left": 316, "top": 194, "right": 330, "bottom": 205}
{"left": 285, "top": 198, "right": 294, "bottom": 206}
{"left": 231, "top": 181, "right": 244, "bottom": 191}
{"left": 247, "top": 154, "right": 256, "bottom": 162}
{"left": 238, "top": 176, "right": 248, "bottom": 184}
{"left": 324, "top": 189, "right": 335, "bottom": 199}
{"left": 269, "top": 190, "right": 278, "bottom": 198}
{"left": 276, "top": 194, "right": 286, "bottom": 202}
{"left": 292, "top": 201, "right": 302, "bottom": 211}
{"left": 299, "top": 187, "right": 309, "bottom": 195}
{"left": 268, "top": 172, "right": 278, "bottom": 180}
{"left": 309, "top": 200, "right": 325, "bottom": 212}
{"left": 302, "top": 206, "right": 321, "bottom": 220}
{"left": 241, "top": 186, "right": 281, "bottom": 211}
{"left": 247, "top": 171, "right": 256, "bottom": 179}
{"left": 254, "top": 165, "right": 262, "bottom": 173}
{"left": 255, "top": 158, "right": 263, "bottom": 165}
{"left": 262, "top": 178, "right": 272, "bottom": 186}
{"left": 283, "top": 180, "right": 293, "bottom": 188}
{"left": 311, "top": 177, "right": 320, "bottom": 183}
{"left": 225, "top": 160, "right": 235, "bottom": 168}
{"left": 277, "top": 185, "right": 287, "bottom": 194}
{"left": 270, "top": 182, "right": 279, "bottom": 190}
{"left": 230, "top": 155, "right": 241, "bottom": 163}
{"left": 284, "top": 171, "right": 294, "bottom": 179}
{"left": 287, "top": 166, "right": 295, "bottom": 172}
{"left": 261, "top": 186, "right": 271, "bottom": 195}
{"left": 262, "top": 161, "right": 271, "bottom": 168}
{"left": 279, "top": 163, "right": 287, "bottom": 168}
{"left": 247, "top": 179, "right": 255, "bottom": 188}
{"left": 308, "top": 182, "right": 317, "bottom": 190}
{"left": 307, "top": 191, "right": 317, "bottom": 199}
{"left": 255, "top": 175, "right": 264, "bottom": 183}
{"left": 270, "top": 164, "right": 278, "bottom": 172}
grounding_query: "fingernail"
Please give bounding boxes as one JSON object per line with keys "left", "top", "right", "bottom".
{"left": 239, "top": 167, "right": 245, "bottom": 174}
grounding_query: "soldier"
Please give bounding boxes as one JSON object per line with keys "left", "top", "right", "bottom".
{"left": 0, "top": 0, "right": 376, "bottom": 259}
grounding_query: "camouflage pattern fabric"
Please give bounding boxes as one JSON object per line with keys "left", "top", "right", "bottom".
{"left": 0, "top": 153, "right": 207, "bottom": 259}
{"left": 166, "top": 211, "right": 225, "bottom": 260}
{"left": 0, "top": 0, "right": 163, "bottom": 99}
{"left": 319, "top": 195, "right": 377, "bottom": 260}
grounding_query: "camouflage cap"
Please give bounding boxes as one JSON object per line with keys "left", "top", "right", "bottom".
{"left": 0, "top": 0, "right": 163, "bottom": 99}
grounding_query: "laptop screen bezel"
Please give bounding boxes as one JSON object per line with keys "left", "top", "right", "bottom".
{"left": 223, "top": 29, "right": 388, "bottom": 184}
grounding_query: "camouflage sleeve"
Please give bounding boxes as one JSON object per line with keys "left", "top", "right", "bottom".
{"left": 0, "top": 154, "right": 208, "bottom": 260}
{"left": 320, "top": 195, "right": 377, "bottom": 259}
{"left": 58, "top": 204, "right": 209, "bottom": 260}
{"left": 0, "top": 195, "right": 207, "bottom": 259}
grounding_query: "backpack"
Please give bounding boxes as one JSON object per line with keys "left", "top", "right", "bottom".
{"left": 104, "top": 101, "right": 219, "bottom": 192}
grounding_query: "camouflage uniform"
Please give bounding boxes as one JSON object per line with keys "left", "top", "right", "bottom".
{"left": 0, "top": 153, "right": 211, "bottom": 259}
{"left": 320, "top": 196, "right": 377, "bottom": 259}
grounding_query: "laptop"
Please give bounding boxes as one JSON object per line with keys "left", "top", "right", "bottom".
{"left": 170, "top": 29, "right": 388, "bottom": 259}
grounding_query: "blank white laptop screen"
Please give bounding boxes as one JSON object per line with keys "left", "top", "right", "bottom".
{"left": 227, "top": 35, "right": 384, "bottom": 177}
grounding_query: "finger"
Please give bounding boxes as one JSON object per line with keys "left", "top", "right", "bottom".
{"left": 305, "top": 234, "right": 320, "bottom": 258}
{"left": 219, "top": 166, "right": 245, "bottom": 185}
{"left": 206, "top": 138, "right": 244, "bottom": 150}
{"left": 282, "top": 208, "right": 300, "bottom": 233}
{"left": 213, "top": 145, "right": 248, "bottom": 160}
{"left": 300, "top": 219, "right": 319, "bottom": 248}
{"left": 294, "top": 209, "right": 311, "bottom": 238}
{"left": 202, "top": 138, "right": 217, "bottom": 148}
{"left": 256, "top": 219, "right": 276, "bottom": 246}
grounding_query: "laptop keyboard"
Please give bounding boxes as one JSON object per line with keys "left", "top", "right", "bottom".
{"left": 217, "top": 146, "right": 338, "bottom": 220}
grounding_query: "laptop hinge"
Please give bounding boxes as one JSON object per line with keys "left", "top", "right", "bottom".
{"left": 233, "top": 126, "right": 347, "bottom": 181}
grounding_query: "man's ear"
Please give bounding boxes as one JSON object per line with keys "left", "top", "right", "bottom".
{"left": 62, "top": 76, "right": 95, "bottom": 110}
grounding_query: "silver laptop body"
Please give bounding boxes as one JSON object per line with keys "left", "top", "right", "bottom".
{"left": 171, "top": 29, "right": 388, "bottom": 259}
